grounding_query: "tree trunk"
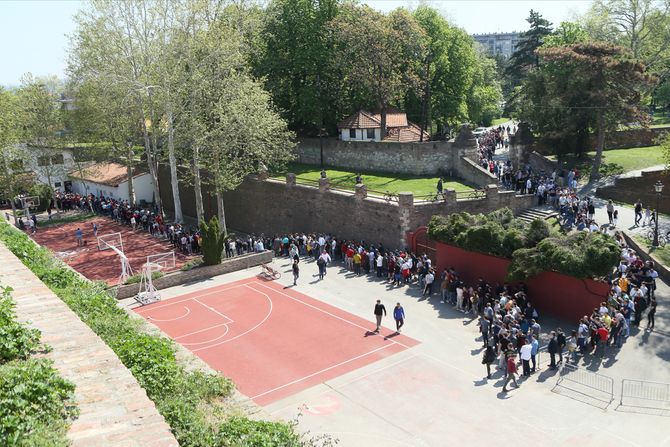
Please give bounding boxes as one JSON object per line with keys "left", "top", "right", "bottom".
{"left": 167, "top": 109, "right": 183, "bottom": 223}
{"left": 215, "top": 190, "right": 227, "bottom": 235}
{"left": 192, "top": 145, "right": 205, "bottom": 225}
{"left": 140, "top": 110, "right": 163, "bottom": 215}
{"left": 590, "top": 108, "right": 606, "bottom": 182}
{"left": 380, "top": 105, "right": 387, "bottom": 139}
{"left": 126, "top": 164, "right": 136, "bottom": 206}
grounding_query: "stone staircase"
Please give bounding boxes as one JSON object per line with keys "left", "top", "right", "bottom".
{"left": 516, "top": 207, "right": 559, "bottom": 224}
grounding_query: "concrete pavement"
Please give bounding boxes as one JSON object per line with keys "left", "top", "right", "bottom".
{"left": 144, "top": 254, "right": 669, "bottom": 447}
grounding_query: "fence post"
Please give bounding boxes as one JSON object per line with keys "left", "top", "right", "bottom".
{"left": 444, "top": 189, "right": 456, "bottom": 204}
{"left": 286, "top": 173, "right": 296, "bottom": 187}
{"left": 319, "top": 177, "right": 330, "bottom": 192}
{"left": 354, "top": 183, "right": 367, "bottom": 200}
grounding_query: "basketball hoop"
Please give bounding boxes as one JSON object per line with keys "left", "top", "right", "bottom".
{"left": 135, "top": 262, "right": 164, "bottom": 305}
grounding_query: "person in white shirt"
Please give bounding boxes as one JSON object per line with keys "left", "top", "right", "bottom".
{"left": 376, "top": 254, "right": 383, "bottom": 277}
{"left": 423, "top": 271, "right": 435, "bottom": 297}
{"left": 519, "top": 340, "right": 533, "bottom": 376}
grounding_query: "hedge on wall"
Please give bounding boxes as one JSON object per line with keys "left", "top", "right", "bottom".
{"left": 428, "top": 208, "right": 619, "bottom": 280}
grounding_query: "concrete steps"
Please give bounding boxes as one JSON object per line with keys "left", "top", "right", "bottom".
{"left": 516, "top": 207, "right": 559, "bottom": 224}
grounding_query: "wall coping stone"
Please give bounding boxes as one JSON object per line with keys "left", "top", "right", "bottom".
{"left": 0, "top": 243, "right": 178, "bottom": 447}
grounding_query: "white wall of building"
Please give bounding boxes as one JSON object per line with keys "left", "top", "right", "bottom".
{"left": 20, "top": 145, "right": 75, "bottom": 191}
{"left": 69, "top": 173, "right": 154, "bottom": 203}
{"left": 340, "top": 128, "right": 381, "bottom": 142}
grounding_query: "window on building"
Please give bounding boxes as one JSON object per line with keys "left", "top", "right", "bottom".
{"left": 366, "top": 128, "right": 375, "bottom": 139}
{"left": 52, "top": 154, "right": 64, "bottom": 165}
{"left": 37, "top": 156, "right": 50, "bottom": 166}
{"left": 349, "top": 129, "right": 356, "bottom": 139}
{"left": 54, "top": 182, "right": 62, "bottom": 188}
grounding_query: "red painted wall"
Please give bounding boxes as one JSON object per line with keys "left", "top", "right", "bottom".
{"left": 408, "top": 229, "right": 610, "bottom": 322}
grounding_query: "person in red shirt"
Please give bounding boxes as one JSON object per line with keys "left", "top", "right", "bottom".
{"left": 595, "top": 326, "right": 609, "bottom": 358}
{"left": 502, "top": 354, "right": 519, "bottom": 392}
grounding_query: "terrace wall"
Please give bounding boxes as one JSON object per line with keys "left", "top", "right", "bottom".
{"left": 159, "top": 166, "right": 535, "bottom": 249}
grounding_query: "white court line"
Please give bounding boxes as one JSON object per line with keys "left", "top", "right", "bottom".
{"left": 251, "top": 282, "right": 412, "bottom": 350}
{"left": 193, "top": 297, "right": 234, "bottom": 323}
{"left": 192, "top": 284, "right": 273, "bottom": 352}
{"left": 269, "top": 353, "right": 419, "bottom": 416}
{"left": 175, "top": 322, "right": 231, "bottom": 340}
{"left": 134, "top": 283, "right": 246, "bottom": 312}
{"left": 181, "top": 324, "right": 230, "bottom": 346}
{"left": 251, "top": 344, "right": 395, "bottom": 400}
{"left": 147, "top": 306, "right": 191, "bottom": 322}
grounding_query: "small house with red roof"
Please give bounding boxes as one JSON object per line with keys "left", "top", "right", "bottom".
{"left": 337, "top": 109, "right": 430, "bottom": 143}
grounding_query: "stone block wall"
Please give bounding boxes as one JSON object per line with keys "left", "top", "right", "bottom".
{"left": 456, "top": 156, "right": 498, "bottom": 186}
{"left": 295, "top": 138, "right": 461, "bottom": 176}
{"left": 159, "top": 166, "right": 537, "bottom": 250}
{"left": 596, "top": 169, "right": 670, "bottom": 213}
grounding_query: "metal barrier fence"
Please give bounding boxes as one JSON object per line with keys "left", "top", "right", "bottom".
{"left": 552, "top": 364, "right": 615, "bottom": 409}
{"left": 620, "top": 379, "right": 670, "bottom": 411}
{"left": 456, "top": 189, "right": 486, "bottom": 200}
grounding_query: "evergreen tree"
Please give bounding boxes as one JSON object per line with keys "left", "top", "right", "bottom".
{"left": 507, "top": 10, "right": 553, "bottom": 86}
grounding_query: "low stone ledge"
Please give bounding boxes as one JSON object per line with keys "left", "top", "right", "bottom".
{"left": 116, "top": 250, "right": 273, "bottom": 300}
{"left": 622, "top": 231, "right": 670, "bottom": 284}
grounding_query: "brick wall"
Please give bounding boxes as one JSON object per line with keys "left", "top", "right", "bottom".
{"left": 116, "top": 251, "right": 273, "bottom": 299}
{"left": 160, "top": 166, "right": 536, "bottom": 250}
{"left": 596, "top": 169, "right": 670, "bottom": 213}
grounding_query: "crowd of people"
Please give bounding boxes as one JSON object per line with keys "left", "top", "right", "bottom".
{"left": 265, "top": 224, "right": 660, "bottom": 392}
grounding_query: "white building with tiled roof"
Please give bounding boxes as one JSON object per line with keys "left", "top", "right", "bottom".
{"left": 68, "top": 162, "right": 154, "bottom": 204}
{"left": 337, "top": 109, "right": 430, "bottom": 143}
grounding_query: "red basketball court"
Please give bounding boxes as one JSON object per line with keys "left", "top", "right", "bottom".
{"left": 134, "top": 277, "right": 420, "bottom": 406}
{"left": 29, "top": 216, "right": 192, "bottom": 285}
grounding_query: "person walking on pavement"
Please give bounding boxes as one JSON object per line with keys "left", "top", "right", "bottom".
{"left": 292, "top": 259, "right": 299, "bottom": 286}
{"left": 634, "top": 200, "right": 643, "bottom": 226}
{"left": 482, "top": 344, "right": 496, "bottom": 379}
{"left": 547, "top": 331, "right": 559, "bottom": 369}
{"left": 393, "top": 302, "right": 405, "bottom": 333}
{"left": 556, "top": 328, "right": 566, "bottom": 365}
{"left": 502, "top": 353, "right": 519, "bottom": 392}
{"left": 606, "top": 200, "right": 614, "bottom": 224}
{"left": 646, "top": 297, "right": 657, "bottom": 330}
{"left": 519, "top": 339, "right": 532, "bottom": 376}
{"left": 373, "top": 299, "right": 387, "bottom": 333}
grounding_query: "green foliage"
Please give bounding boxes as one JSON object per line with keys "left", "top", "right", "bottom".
{"left": 124, "top": 271, "right": 164, "bottom": 285}
{"left": 507, "top": 10, "right": 553, "bottom": 87}
{"left": 180, "top": 258, "right": 203, "bottom": 271}
{"left": 0, "top": 359, "right": 77, "bottom": 446}
{"left": 0, "top": 286, "right": 41, "bottom": 363}
{"left": 0, "top": 221, "right": 317, "bottom": 446}
{"left": 526, "top": 219, "right": 551, "bottom": 247}
{"left": 216, "top": 416, "right": 302, "bottom": 446}
{"left": 508, "top": 231, "right": 620, "bottom": 280}
{"left": 199, "top": 216, "right": 226, "bottom": 266}
{"left": 543, "top": 21, "right": 589, "bottom": 48}
{"left": 428, "top": 209, "right": 620, "bottom": 280}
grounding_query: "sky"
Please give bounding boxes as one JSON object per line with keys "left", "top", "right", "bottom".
{"left": 0, "top": 0, "right": 593, "bottom": 87}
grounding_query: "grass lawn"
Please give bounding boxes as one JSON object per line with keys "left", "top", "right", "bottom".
{"left": 275, "top": 162, "right": 474, "bottom": 196}
{"left": 491, "top": 117, "right": 511, "bottom": 126}
{"left": 633, "top": 235, "right": 670, "bottom": 268}
{"left": 548, "top": 145, "right": 666, "bottom": 176}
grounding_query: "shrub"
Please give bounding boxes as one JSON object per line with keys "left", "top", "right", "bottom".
{"left": 0, "top": 286, "right": 41, "bottom": 363}
{"left": 124, "top": 271, "right": 164, "bottom": 285}
{"left": 199, "top": 217, "right": 227, "bottom": 266}
{"left": 525, "top": 219, "right": 551, "bottom": 247}
{"left": 0, "top": 359, "right": 77, "bottom": 446}
{"left": 180, "top": 258, "right": 203, "bottom": 271}
{"left": 216, "top": 417, "right": 302, "bottom": 446}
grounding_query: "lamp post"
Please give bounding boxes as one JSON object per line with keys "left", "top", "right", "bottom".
{"left": 652, "top": 180, "right": 664, "bottom": 248}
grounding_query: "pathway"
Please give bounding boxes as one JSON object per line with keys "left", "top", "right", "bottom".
{"left": 0, "top": 243, "right": 177, "bottom": 447}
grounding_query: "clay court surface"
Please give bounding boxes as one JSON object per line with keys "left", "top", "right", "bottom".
{"left": 29, "top": 216, "right": 191, "bottom": 285}
{"left": 134, "top": 276, "right": 419, "bottom": 406}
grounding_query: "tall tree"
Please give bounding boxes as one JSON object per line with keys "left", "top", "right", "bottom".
{"left": 0, "top": 87, "right": 30, "bottom": 225}
{"left": 520, "top": 43, "right": 654, "bottom": 180}
{"left": 507, "top": 10, "right": 553, "bottom": 86}
{"left": 199, "top": 74, "right": 295, "bottom": 233}
{"left": 467, "top": 47, "right": 504, "bottom": 126}
{"left": 410, "top": 6, "right": 478, "bottom": 136}
{"left": 255, "top": 0, "right": 339, "bottom": 134}
{"left": 330, "top": 5, "right": 426, "bottom": 137}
